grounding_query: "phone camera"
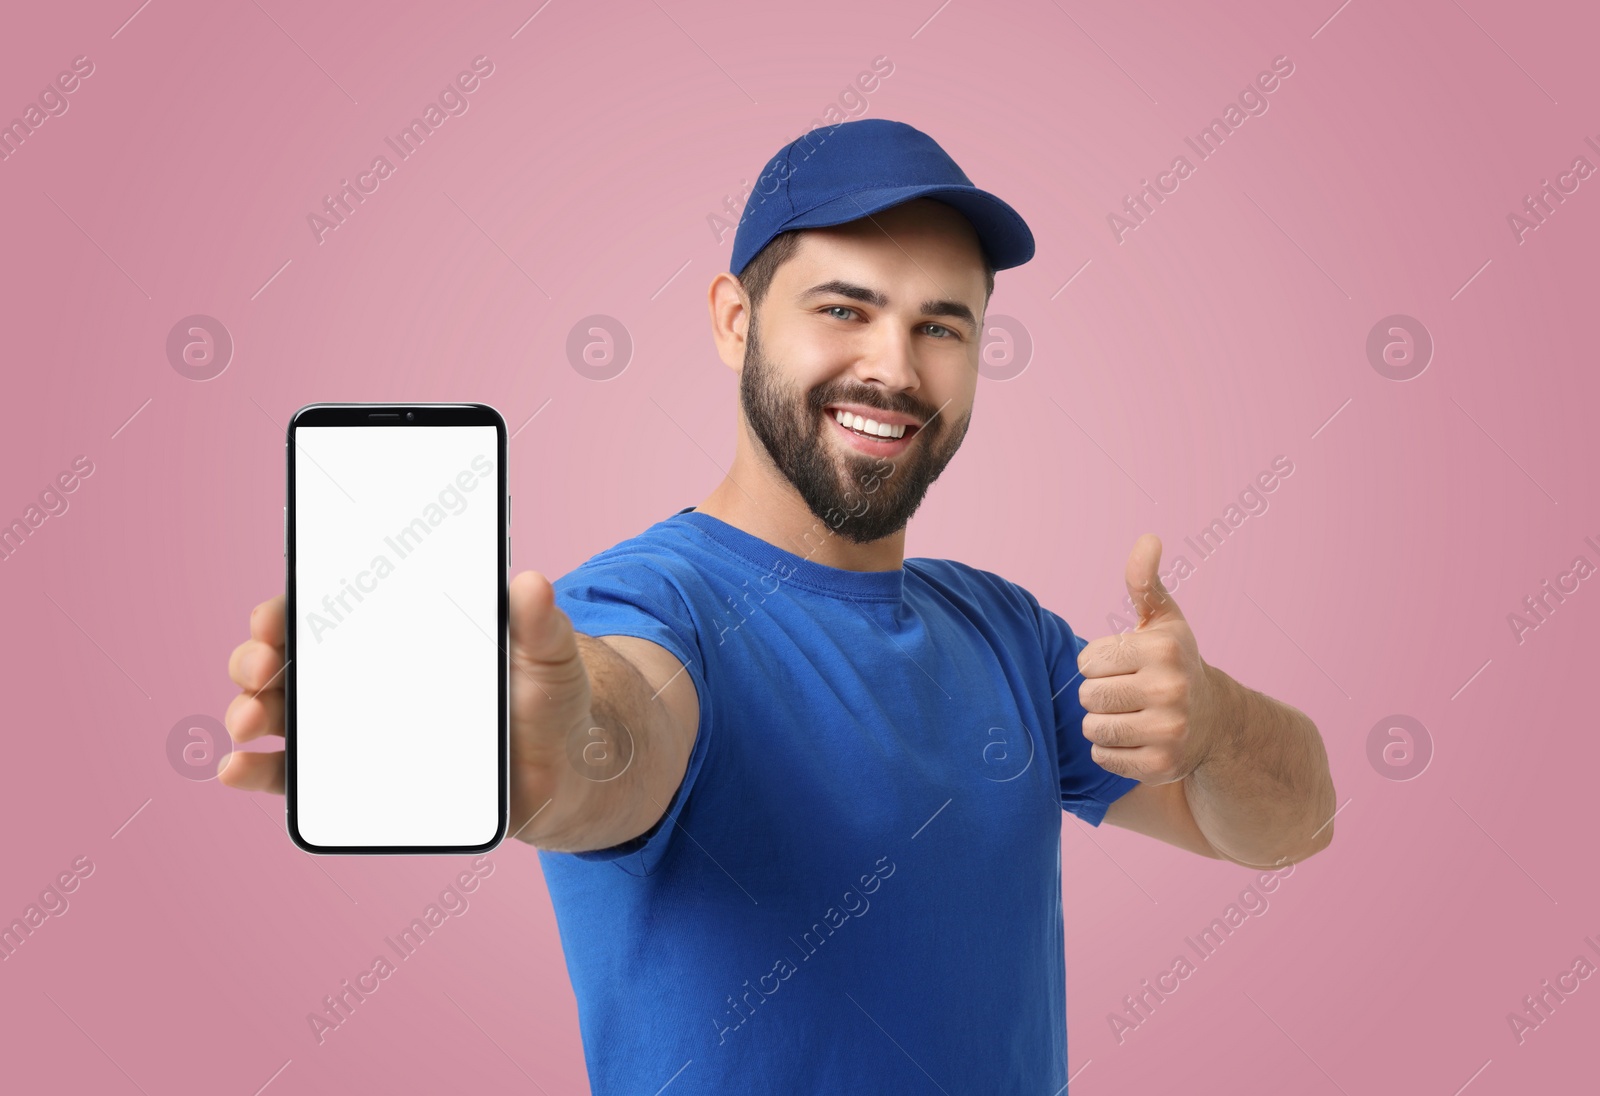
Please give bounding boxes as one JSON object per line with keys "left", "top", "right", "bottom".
{"left": 405, "top": 412, "right": 414, "bottom": 421}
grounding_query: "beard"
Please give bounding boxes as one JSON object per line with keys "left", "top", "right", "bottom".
{"left": 738, "top": 310, "right": 970, "bottom": 546}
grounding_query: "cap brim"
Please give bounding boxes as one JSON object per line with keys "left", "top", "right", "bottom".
{"left": 783, "top": 184, "right": 1035, "bottom": 270}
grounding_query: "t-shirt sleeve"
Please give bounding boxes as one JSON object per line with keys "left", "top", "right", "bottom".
{"left": 546, "top": 553, "right": 712, "bottom": 875}
{"left": 1037, "top": 603, "right": 1141, "bottom": 826}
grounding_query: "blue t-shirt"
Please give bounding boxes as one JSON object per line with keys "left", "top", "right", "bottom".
{"left": 541, "top": 507, "right": 1139, "bottom": 1095}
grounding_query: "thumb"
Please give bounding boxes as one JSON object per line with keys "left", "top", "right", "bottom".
{"left": 509, "top": 570, "right": 581, "bottom": 688}
{"left": 1125, "top": 533, "right": 1182, "bottom": 629}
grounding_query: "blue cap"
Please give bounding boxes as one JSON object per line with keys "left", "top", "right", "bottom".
{"left": 729, "top": 118, "right": 1035, "bottom": 277}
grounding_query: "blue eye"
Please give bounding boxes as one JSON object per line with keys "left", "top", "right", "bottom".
{"left": 825, "top": 305, "right": 858, "bottom": 321}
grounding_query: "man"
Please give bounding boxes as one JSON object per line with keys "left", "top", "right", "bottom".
{"left": 222, "top": 119, "right": 1336, "bottom": 1094}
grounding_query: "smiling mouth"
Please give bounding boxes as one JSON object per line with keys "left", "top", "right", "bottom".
{"left": 821, "top": 408, "right": 923, "bottom": 458}
{"left": 824, "top": 406, "right": 922, "bottom": 442}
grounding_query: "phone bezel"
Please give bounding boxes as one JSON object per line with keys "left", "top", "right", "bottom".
{"left": 284, "top": 402, "right": 509, "bottom": 855}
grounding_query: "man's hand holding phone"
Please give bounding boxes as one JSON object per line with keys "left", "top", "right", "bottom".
{"left": 221, "top": 570, "right": 700, "bottom": 852}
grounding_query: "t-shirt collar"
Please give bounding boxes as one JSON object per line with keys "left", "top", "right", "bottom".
{"left": 672, "top": 506, "right": 905, "bottom": 602}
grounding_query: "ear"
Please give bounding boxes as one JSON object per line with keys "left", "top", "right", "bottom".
{"left": 708, "top": 272, "right": 751, "bottom": 373}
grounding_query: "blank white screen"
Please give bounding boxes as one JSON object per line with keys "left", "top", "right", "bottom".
{"left": 294, "top": 425, "right": 500, "bottom": 848}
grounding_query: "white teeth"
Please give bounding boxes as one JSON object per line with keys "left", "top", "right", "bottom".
{"left": 832, "top": 409, "right": 906, "bottom": 439}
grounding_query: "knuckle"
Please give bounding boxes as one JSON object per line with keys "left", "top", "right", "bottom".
{"left": 1089, "top": 743, "right": 1123, "bottom": 774}
{"left": 1082, "top": 680, "right": 1119, "bottom": 713}
{"left": 1147, "top": 713, "right": 1179, "bottom": 740}
{"left": 223, "top": 695, "right": 242, "bottom": 738}
{"left": 1094, "top": 743, "right": 1145, "bottom": 780}
{"left": 1094, "top": 681, "right": 1122, "bottom": 713}
{"left": 1150, "top": 673, "right": 1184, "bottom": 707}
{"left": 1084, "top": 680, "right": 1107, "bottom": 711}
{"left": 1091, "top": 717, "right": 1126, "bottom": 747}
{"left": 239, "top": 644, "right": 264, "bottom": 686}
{"left": 1147, "top": 632, "right": 1177, "bottom": 660}
{"left": 1115, "top": 680, "right": 1142, "bottom": 711}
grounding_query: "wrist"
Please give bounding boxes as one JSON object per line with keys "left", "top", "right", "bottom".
{"left": 1195, "top": 661, "right": 1247, "bottom": 774}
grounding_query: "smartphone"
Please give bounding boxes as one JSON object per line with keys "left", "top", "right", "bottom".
{"left": 285, "top": 403, "right": 508, "bottom": 854}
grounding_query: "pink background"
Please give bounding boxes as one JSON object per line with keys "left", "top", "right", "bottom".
{"left": 2, "top": 0, "right": 1595, "bottom": 1092}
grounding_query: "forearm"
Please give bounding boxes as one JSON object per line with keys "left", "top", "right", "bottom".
{"left": 1184, "top": 664, "right": 1337, "bottom": 868}
{"left": 519, "top": 634, "right": 690, "bottom": 852}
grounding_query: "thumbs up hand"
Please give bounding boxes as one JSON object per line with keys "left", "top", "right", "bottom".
{"left": 1077, "top": 534, "right": 1221, "bottom": 784}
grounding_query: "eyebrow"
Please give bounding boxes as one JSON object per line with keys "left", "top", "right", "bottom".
{"left": 798, "top": 280, "right": 979, "bottom": 335}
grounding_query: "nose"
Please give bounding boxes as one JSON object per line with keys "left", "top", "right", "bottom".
{"left": 851, "top": 325, "right": 920, "bottom": 396}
